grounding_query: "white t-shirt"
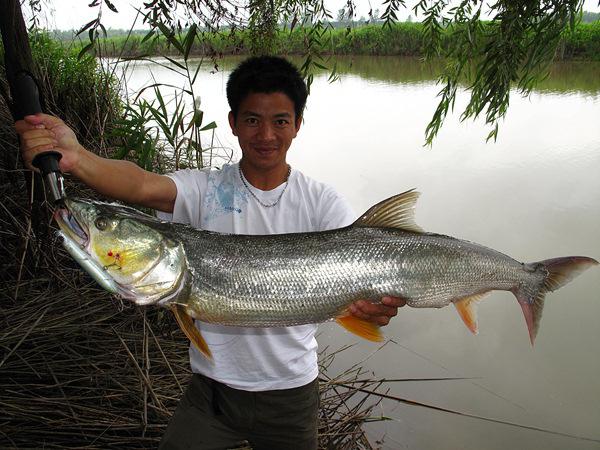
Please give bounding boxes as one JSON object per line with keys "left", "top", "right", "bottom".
{"left": 157, "top": 163, "right": 355, "bottom": 391}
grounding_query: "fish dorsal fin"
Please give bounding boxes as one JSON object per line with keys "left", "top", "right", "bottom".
{"left": 355, "top": 189, "right": 423, "bottom": 233}
{"left": 171, "top": 304, "right": 213, "bottom": 361}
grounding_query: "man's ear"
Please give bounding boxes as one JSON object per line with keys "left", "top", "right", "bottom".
{"left": 228, "top": 111, "right": 237, "bottom": 136}
{"left": 295, "top": 115, "right": 302, "bottom": 133}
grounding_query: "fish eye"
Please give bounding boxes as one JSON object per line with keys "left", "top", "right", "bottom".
{"left": 95, "top": 217, "right": 109, "bottom": 231}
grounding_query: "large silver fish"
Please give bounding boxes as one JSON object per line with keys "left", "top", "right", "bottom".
{"left": 54, "top": 190, "right": 597, "bottom": 359}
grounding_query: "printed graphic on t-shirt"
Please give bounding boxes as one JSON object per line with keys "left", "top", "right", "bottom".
{"left": 202, "top": 174, "right": 248, "bottom": 226}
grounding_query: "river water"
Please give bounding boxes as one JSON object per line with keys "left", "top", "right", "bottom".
{"left": 124, "top": 56, "right": 600, "bottom": 449}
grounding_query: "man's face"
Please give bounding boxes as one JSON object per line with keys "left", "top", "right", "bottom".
{"left": 228, "top": 91, "right": 301, "bottom": 173}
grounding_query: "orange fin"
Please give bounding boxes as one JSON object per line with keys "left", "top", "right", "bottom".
{"left": 453, "top": 292, "right": 490, "bottom": 335}
{"left": 171, "top": 303, "right": 212, "bottom": 361}
{"left": 336, "top": 315, "right": 384, "bottom": 342}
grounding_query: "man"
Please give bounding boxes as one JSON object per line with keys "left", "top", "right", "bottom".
{"left": 16, "top": 56, "right": 405, "bottom": 449}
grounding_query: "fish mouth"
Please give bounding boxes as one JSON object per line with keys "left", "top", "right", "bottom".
{"left": 54, "top": 207, "right": 89, "bottom": 246}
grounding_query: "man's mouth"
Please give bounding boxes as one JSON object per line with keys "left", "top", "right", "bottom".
{"left": 253, "top": 145, "right": 278, "bottom": 154}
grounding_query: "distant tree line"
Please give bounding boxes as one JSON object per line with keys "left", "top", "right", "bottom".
{"left": 582, "top": 10, "right": 600, "bottom": 22}
{"left": 49, "top": 10, "right": 599, "bottom": 42}
{"left": 49, "top": 21, "right": 599, "bottom": 64}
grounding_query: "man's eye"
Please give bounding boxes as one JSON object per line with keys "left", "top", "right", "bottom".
{"left": 245, "top": 118, "right": 258, "bottom": 126}
{"left": 275, "top": 119, "right": 289, "bottom": 127}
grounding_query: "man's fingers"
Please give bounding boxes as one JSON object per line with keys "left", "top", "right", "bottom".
{"left": 348, "top": 296, "right": 408, "bottom": 326}
{"left": 14, "top": 119, "right": 42, "bottom": 134}
{"left": 353, "top": 299, "right": 399, "bottom": 316}
{"left": 25, "top": 143, "right": 60, "bottom": 156}
{"left": 361, "top": 303, "right": 398, "bottom": 318}
{"left": 20, "top": 128, "right": 56, "bottom": 140}
{"left": 348, "top": 306, "right": 391, "bottom": 326}
{"left": 382, "top": 296, "right": 407, "bottom": 307}
{"left": 23, "top": 113, "right": 64, "bottom": 128}
{"left": 22, "top": 136, "right": 58, "bottom": 150}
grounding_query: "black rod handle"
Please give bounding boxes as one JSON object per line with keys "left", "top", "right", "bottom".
{"left": 14, "top": 72, "right": 66, "bottom": 203}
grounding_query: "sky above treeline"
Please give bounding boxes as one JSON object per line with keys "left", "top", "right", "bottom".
{"left": 25, "top": 0, "right": 600, "bottom": 31}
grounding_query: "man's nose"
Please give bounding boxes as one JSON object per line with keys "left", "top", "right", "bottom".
{"left": 257, "top": 122, "right": 276, "bottom": 140}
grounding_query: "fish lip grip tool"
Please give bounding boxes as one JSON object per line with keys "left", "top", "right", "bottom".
{"left": 14, "top": 71, "right": 66, "bottom": 204}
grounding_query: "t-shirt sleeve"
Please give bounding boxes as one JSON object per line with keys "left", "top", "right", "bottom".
{"left": 316, "top": 186, "right": 357, "bottom": 231}
{"left": 155, "top": 169, "right": 209, "bottom": 227}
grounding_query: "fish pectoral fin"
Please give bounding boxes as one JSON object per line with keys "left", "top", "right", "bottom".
{"left": 171, "top": 303, "right": 213, "bottom": 361}
{"left": 354, "top": 189, "right": 423, "bottom": 233}
{"left": 336, "top": 314, "right": 384, "bottom": 342}
{"left": 453, "top": 292, "right": 490, "bottom": 335}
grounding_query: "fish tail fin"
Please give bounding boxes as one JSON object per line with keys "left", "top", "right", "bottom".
{"left": 516, "top": 256, "right": 598, "bottom": 345}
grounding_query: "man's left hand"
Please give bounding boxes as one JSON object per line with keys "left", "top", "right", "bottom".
{"left": 348, "top": 296, "right": 407, "bottom": 326}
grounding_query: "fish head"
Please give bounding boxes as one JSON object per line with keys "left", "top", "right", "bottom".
{"left": 55, "top": 198, "right": 188, "bottom": 306}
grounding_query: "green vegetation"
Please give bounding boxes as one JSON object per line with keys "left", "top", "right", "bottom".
{"left": 78, "top": 21, "right": 600, "bottom": 61}
{"left": 1, "top": 34, "right": 122, "bottom": 152}
{"left": 560, "top": 20, "right": 600, "bottom": 59}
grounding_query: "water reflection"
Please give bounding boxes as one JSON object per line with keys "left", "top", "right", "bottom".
{"left": 183, "top": 55, "right": 600, "bottom": 94}
{"left": 330, "top": 56, "right": 600, "bottom": 95}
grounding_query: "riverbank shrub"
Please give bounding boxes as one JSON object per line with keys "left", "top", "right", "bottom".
{"left": 331, "top": 23, "right": 424, "bottom": 56}
{"left": 1, "top": 33, "right": 123, "bottom": 152}
{"left": 560, "top": 22, "right": 600, "bottom": 60}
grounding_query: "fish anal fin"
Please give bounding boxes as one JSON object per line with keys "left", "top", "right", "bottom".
{"left": 453, "top": 292, "right": 490, "bottom": 335}
{"left": 171, "top": 303, "right": 212, "bottom": 361}
{"left": 354, "top": 189, "right": 423, "bottom": 233}
{"left": 336, "top": 314, "right": 384, "bottom": 342}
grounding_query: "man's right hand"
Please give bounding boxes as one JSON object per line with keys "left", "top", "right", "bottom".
{"left": 15, "top": 113, "right": 83, "bottom": 174}
{"left": 15, "top": 112, "right": 177, "bottom": 213}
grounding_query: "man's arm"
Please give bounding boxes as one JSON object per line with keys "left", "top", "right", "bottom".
{"left": 15, "top": 113, "right": 176, "bottom": 212}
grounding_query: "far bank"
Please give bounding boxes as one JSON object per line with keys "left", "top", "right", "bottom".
{"left": 68, "top": 22, "right": 600, "bottom": 61}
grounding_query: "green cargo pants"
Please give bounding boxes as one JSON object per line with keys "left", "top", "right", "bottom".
{"left": 158, "top": 373, "right": 319, "bottom": 450}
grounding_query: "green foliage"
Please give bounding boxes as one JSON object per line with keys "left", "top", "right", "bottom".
{"left": 560, "top": 22, "right": 600, "bottom": 59}
{"left": 411, "top": 0, "right": 585, "bottom": 144}
{"left": 111, "top": 82, "right": 218, "bottom": 172}
{"left": 110, "top": 100, "right": 161, "bottom": 172}
{"left": 87, "top": 21, "right": 599, "bottom": 61}
{"left": 0, "top": 33, "right": 122, "bottom": 152}
{"left": 330, "top": 23, "right": 424, "bottom": 55}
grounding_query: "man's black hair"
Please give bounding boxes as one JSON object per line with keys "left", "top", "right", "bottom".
{"left": 226, "top": 56, "right": 308, "bottom": 121}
